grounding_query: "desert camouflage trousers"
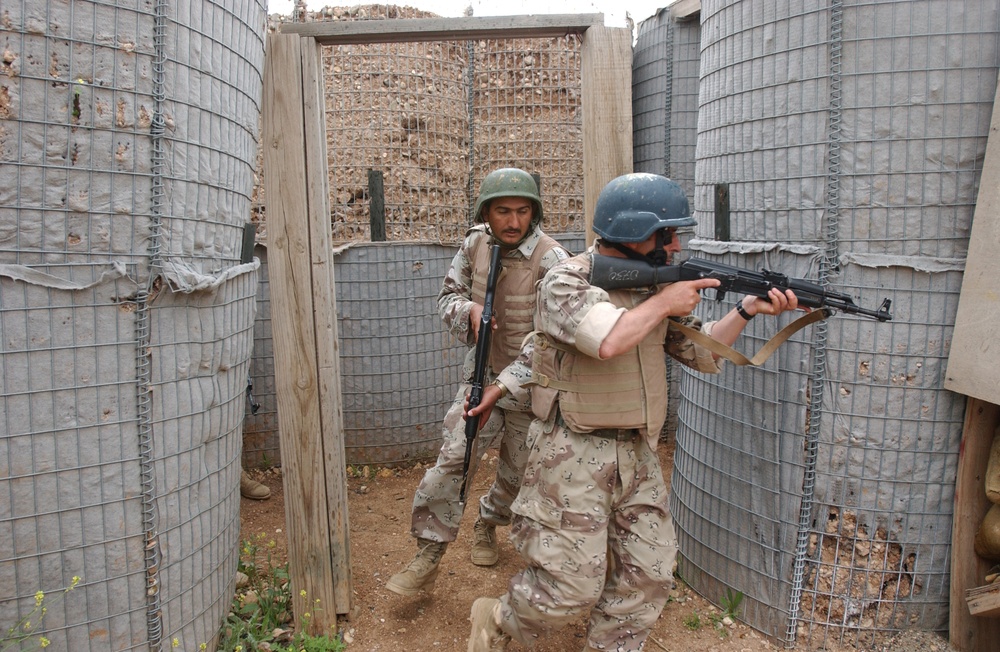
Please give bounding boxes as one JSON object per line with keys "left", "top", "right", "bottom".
{"left": 498, "top": 417, "right": 677, "bottom": 651}
{"left": 410, "top": 382, "right": 535, "bottom": 542}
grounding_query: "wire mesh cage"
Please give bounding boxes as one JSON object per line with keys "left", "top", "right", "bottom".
{"left": 669, "top": 0, "right": 999, "bottom": 648}
{"left": 633, "top": 9, "right": 702, "bottom": 443}
{"left": 0, "top": 0, "right": 266, "bottom": 649}
{"left": 257, "top": 5, "right": 585, "bottom": 246}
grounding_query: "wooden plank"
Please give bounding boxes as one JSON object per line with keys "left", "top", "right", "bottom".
{"left": 967, "top": 582, "right": 1000, "bottom": 618}
{"left": 944, "top": 70, "right": 1000, "bottom": 405}
{"left": 669, "top": 0, "right": 702, "bottom": 21}
{"left": 300, "top": 38, "right": 354, "bottom": 616}
{"left": 950, "top": 398, "right": 1000, "bottom": 650}
{"left": 581, "top": 26, "right": 633, "bottom": 247}
{"left": 279, "top": 14, "right": 603, "bottom": 45}
{"left": 261, "top": 32, "right": 338, "bottom": 634}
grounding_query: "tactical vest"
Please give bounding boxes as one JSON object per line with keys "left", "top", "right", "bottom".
{"left": 469, "top": 227, "right": 562, "bottom": 372}
{"left": 529, "top": 258, "right": 669, "bottom": 440}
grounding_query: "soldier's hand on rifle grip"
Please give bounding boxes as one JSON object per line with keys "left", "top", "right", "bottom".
{"left": 654, "top": 277, "right": 721, "bottom": 316}
{"left": 464, "top": 383, "right": 504, "bottom": 429}
{"left": 469, "top": 303, "right": 498, "bottom": 342}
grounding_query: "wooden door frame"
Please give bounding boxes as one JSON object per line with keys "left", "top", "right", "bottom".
{"left": 261, "top": 14, "right": 632, "bottom": 629}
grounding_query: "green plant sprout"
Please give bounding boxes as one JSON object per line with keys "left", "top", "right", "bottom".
{"left": 720, "top": 587, "right": 744, "bottom": 619}
{"left": 215, "top": 536, "right": 344, "bottom": 652}
{"left": 682, "top": 611, "right": 701, "bottom": 631}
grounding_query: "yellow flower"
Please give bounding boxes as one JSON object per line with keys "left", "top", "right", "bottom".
{"left": 172, "top": 637, "right": 179, "bottom": 648}
{"left": 71, "top": 576, "right": 81, "bottom": 588}
{"left": 299, "top": 589, "right": 307, "bottom": 598}
{"left": 199, "top": 644, "right": 207, "bottom": 650}
{"left": 304, "top": 613, "right": 310, "bottom": 619}
{"left": 235, "top": 646, "right": 243, "bottom": 652}
{"left": 35, "top": 591, "right": 44, "bottom": 606}
{"left": 39, "top": 637, "right": 50, "bottom": 648}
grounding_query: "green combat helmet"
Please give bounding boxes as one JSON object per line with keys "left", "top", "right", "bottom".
{"left": 473, "top": 168, "right": 543, "bottom": 228}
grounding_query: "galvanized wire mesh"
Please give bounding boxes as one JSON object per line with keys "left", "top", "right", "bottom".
{"left": 667, "top": 0, "right": 1000, "bottom": 648}
{"left": 0, "top": 0, "right": 266, "bottom": 650}
{"left": 335, "top": 243, "right": 467, "bottom": 464}
{"left": 0, "top": 272, "right": 150, "bottom": 651}
{"left": 260, "top": 5, "right": 585, "bottom": 244}
{"left": 633, "top": 8, "right": 701, "bottom": 200}
{"left": 634, "top": 9, "right": 702, "bottom": 442}
{"left": 320, "top": 31, "right": 584, "bottom": 243}
{"left": 243, "top": 245, "right": 280, "bottom": 469}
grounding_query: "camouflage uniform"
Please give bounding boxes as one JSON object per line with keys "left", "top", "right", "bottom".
{"left": 495, "top": 247, "right": 722, "bottom": 651}
{"left": 410, "top": 225, "right": 569, "bottom": 543}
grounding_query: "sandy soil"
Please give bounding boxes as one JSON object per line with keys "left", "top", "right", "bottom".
{"left": 239, "top": 443, "right": 957, "bottom": 652}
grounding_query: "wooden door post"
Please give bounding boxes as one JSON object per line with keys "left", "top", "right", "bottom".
{"left": 262, "top": 32, "right": 352, "bottom": 630}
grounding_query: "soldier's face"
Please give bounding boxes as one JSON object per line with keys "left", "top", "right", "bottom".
{"left": 631, "top": 228, "right": 681, "bottom": 261}
{"left": 485, "top": 197, "right": 534, "bottom": 247}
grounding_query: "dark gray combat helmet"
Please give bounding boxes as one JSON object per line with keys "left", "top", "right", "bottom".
{"left": 592, "top": 173, "right": 696, "bottom": 243}
{"left": 473, "top": 168, "right": 543, "bottom": 226}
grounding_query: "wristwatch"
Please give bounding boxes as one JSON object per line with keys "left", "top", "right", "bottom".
{"left": 735, "top": 299, "right": 754, "bottom": 321}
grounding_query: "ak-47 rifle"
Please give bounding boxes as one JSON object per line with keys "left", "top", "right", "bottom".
{"left": 458, "top": 244, "right": 503, "bottom": 503}
{"left": 589, "top": 255, "right": 892, "bottom": 322}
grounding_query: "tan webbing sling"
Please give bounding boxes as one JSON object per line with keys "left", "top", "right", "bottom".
{"left": 667, "top": 308, "right": 830, "bottom": 367}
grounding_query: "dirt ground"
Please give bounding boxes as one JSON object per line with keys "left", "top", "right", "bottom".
{"left": 239, "top": 443, "right": 957, "bottom": 652}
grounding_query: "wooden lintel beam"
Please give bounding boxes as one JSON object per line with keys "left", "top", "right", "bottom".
{"left": 278, "top": 14, "right": 604, "bottom": 45}
{"left": 669, "top": 0, "right": 701, "bottom": 21}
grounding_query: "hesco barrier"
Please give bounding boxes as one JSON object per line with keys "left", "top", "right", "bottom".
{"left": 665, "top": 1, "right": 999, "bottom": 648}
{"left": 633, "top": 8, "right": 702, "bottom": 443}
{"left": 0, "top": 1, "right": 266, "bottom": 650}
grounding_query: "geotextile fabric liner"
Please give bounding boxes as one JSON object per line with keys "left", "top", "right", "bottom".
{"left": 0, "top": 0, "right": 266, "bottom": 649}
{"left": 633, "top": 9, "right": 702, "bottom": 442}
{"left": 669, "top": 0, "right": 1000, "bottom": 647}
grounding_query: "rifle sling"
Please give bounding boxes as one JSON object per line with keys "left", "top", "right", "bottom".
{"left": 668, "top": 308, "right": 829, "bottom": 366}
{"left": 527, "top": 308, "right": 828, "bottom": 393}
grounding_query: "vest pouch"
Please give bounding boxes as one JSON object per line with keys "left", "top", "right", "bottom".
{"left": 528, "top": 333, "right": 559, "bottom": 422}
{"left": 557, "top": 350, "right": 646, "bottom": 432}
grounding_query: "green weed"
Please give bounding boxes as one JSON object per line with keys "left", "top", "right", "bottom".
{"left": 1, "top": 576, "right": 81, "bottom": 651}
{"left": 216, "top": 534, "right": 344, "bottom": 652}
{"left": 720, "top": 587, "right": 744, "bottom": 619}
{"left": 682, "top": 612, "right": 701, "bottom": 631}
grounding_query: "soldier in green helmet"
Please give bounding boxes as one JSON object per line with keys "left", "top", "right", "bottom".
{"left": 386, "top": 168, "right": 570, "bottom": 597}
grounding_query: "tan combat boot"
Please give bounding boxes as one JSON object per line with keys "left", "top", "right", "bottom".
{"left": 386, "top": 539, "right": 447, "bottom": 596}
{"left": 470, "top": 517, "right": 498, "bottom": 566}
{"left": 240, "top": 470, "right": 271, "bottom": 500}
{"left": 467, "top": 597, "right": 510, "bottom": 652}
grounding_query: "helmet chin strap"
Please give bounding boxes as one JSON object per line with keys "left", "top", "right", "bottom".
{"left": 607, "top": 229, "right": 671, "bottom": 266}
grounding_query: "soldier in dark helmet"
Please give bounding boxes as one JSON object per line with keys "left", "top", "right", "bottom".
{"left": 386, "top": 168, "right": 570, "bottom": 597}
{"left": 465, "top": 173, "right": 804, "bottom": 652}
